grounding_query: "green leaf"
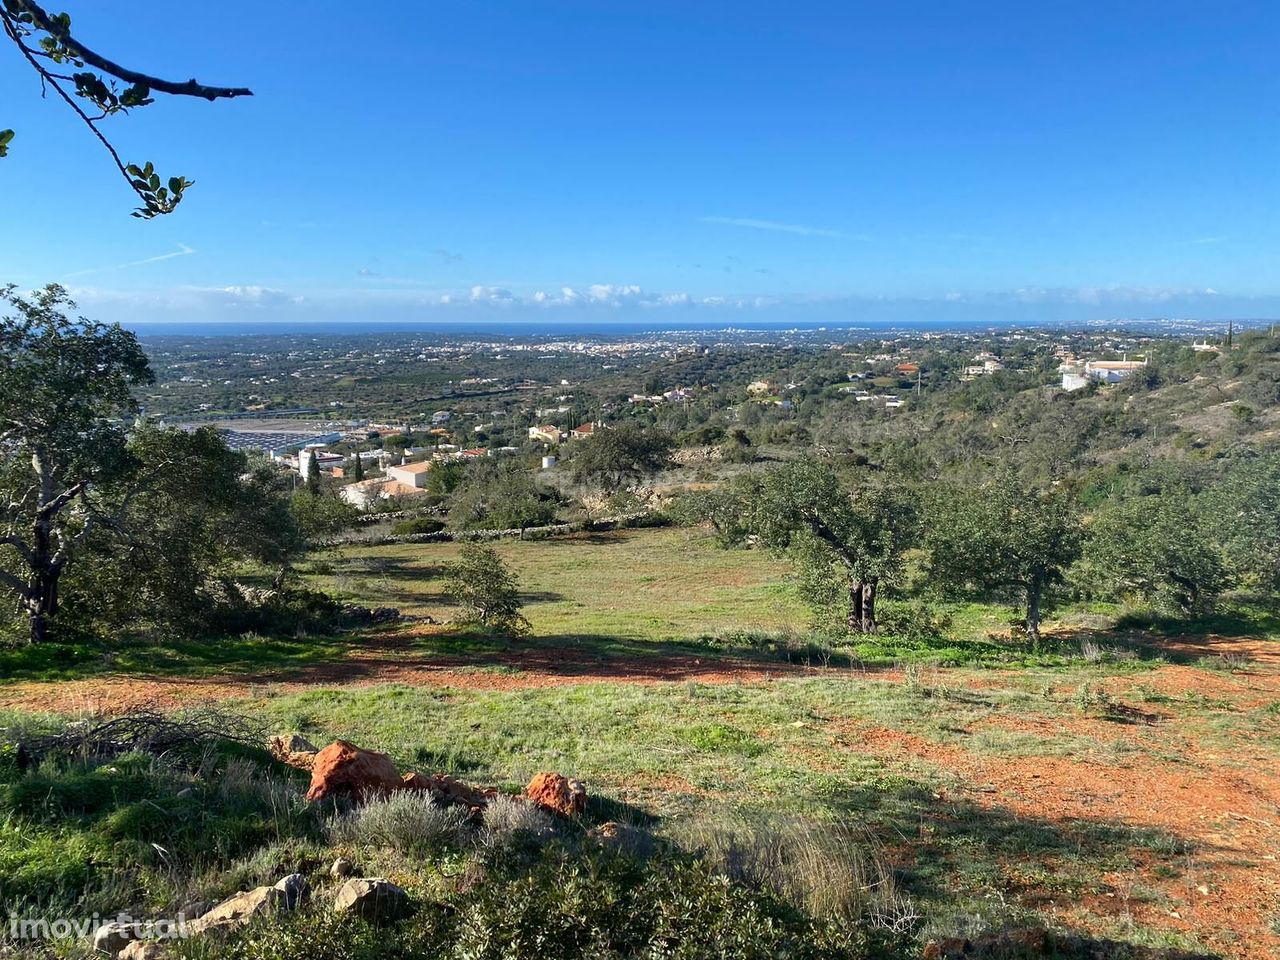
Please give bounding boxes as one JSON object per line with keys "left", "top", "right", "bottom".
{"left": 168, "top": 177, "right": 183, "bottom": 194}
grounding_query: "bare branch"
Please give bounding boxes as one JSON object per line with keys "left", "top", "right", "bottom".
{"left": 9, "top": 1, "right": 253, "bottom": 100}
{"left": 0, "top": 567, "right": 30, "bottom": 599}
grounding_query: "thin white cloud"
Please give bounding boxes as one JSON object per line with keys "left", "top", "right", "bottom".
{"left": 63, "top": 244, "right": 196, "bottom": 279}
{"left": 467, "top": 285, "right": 516, "bottom": 303}
{"left": 701, "top": 216, "right": 844, "bottom": 238}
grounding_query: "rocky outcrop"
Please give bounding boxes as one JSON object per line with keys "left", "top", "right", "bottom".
{"left": 330, "top": 856, "right": 355, "bottom": 879}
{"left": 338, "top": 604, "right": 401, "bottom": 626}
{"left": 332, "top": 878, "right": 412, "bottom": 923}
{"left": 119, "top": 942, "right": 166, "bottom": 960}
{"left": 525, "top": 771, "right": 587, "bottom": 817}
{"left": 304, "top": 740, "right": 404, "bottom": 802}
{"left": 267, "top": 733, "right": 319, "bottom": 770}
{"left": 273, "top": 873, "right": 309, "bottom": 910}
{"left": 92, "top": 922, "right": 138, "bottom": 957}
{"left": 188, "top": 886, "right": 285, "bottom": 934}
{"left": 402, "top": 771, "right": 496, "bottom": 810}
{"left": 587, "top": 820, "right": 652, "bottom": 856}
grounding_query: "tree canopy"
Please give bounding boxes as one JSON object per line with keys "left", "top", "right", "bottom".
{"left": 570, "top": 424, "right": 674, "bottom": 492}
{"left": 0, "top": 284, "right": 152, "bottom": 642}
{"left": 1, "top": 0, "right": 251, "bottom": 216}
{"left": 925, "top": 472, "right": 1082, "bottom": 647}
{"left": 708, "top": 458, "right": 917, "bottom": 633}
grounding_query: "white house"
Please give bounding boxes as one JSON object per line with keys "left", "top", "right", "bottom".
{"left": 386, "top": 461, "right": 432, "bottom": 489}
{"left": 1085, "top": 359, "right": 1147, "bottom": 383}
{"left": 528, "top": 425, "right": 563, "bottom": 443}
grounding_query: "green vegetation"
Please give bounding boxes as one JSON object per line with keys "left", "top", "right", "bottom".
{"left": 440, "top": 543, "right": 530, "bottom": 636}
{"left": 4, "top": 312, "right": 1279, "bottom": 957}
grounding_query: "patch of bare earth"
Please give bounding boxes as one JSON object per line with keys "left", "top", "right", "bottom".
{"left": 0, "top": 629, "right": 847, "bottom": 714}
{"left": 834, "top": 634, "right": 1279, "bottom": 959}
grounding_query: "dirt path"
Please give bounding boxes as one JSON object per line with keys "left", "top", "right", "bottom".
{"left": 1, "top": 630, "right": 1274, "bottom": 956}
{"left": 834, "top": 641, "right": 1280, "bottom": 960}
{"left": 0, "top": 648, "right": 860, "bottom": 714}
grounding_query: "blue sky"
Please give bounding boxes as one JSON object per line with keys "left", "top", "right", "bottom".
{"left": 2, "top": 1, "right": 1278, "bottom": 326}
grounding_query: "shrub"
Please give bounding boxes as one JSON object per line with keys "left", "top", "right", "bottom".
{"left": 477, "top": 795, "right": 556, "bottom": 852}
{"left": 390, "top": 516, "right": 445, "bottom": 537}
{"left": 876, "top": 600, "right": 954, "bottom": 645}
{"left": 441, "top": 544, "right": 530, "bottom": 636}
{"left": 329, "top": 791, "right": 470, "bottom": 854}
{"left": 667, "top": 811, "right": 913, "bottom": 931}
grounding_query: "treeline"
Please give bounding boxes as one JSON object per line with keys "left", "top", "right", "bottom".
{"left": 0, "top": 286, "right": 328, "bottom": 645}
{"left": 674, "top": 453, "right": 1279, "bottom": 646}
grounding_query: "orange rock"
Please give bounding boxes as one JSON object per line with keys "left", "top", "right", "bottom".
{"left": 304, "top": 740, "right": 403, "bottom": 802}
{"left": 525, "top": 771, "right": 587, "bottom": 817}
{"left": 267, "top": 733, "right": 319, "bottom": 771}
{"left": 401, "top": 771, "right": 497, "bottom": 809}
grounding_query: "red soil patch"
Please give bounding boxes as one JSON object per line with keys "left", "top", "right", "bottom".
{"left": 2, "top": 628, "right": 1274, "bottom": 955}
{"left": 0, "top": 637, "right": 842, "bottom": 715}
{"left": 835, "top": 651, "right": 1280, "bottom": 959}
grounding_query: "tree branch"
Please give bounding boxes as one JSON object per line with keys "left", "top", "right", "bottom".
{"left": 10, "top": 1, "right": 253, "bottom": 100}
{"left": 0, "top": 567, "right": 30, "bottom": 599}
{"left": 801, "top": 512, "right": 858, "bottom": 569}
{"left": 2, "top": 15, "right": 136, "bottom": 187}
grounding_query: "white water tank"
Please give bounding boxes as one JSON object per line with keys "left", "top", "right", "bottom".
{"left": 541, "top": 456, "right": 557, "bottom": 470}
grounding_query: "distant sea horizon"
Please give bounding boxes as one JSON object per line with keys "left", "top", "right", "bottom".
{"left": 119, "top": 316, "right": 1262, "bottom": 339}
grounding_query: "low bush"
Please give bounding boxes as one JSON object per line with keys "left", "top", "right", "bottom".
{"left": 876, "top": 599, "right": 954, "bottom": 644}
{"left": 476, "top": 794, "right": 556, "bottom": 852}
{"left": 667, "top": 811, "right": 913, "bottom": 931}
{"left": 329, "top": 791, "right": 470, "bottom": 855}
{"left": 193, "top": 847, "right": 908, "bottom": 960}
{"left": 390, "top": 516, "right": 446, "bottom": 537}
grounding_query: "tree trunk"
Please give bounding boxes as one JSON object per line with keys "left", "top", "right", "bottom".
{"left": 1025, "top": 579, "right": 1042, "bottom": 650}
{"left": 26, "top": 506, "right": 60, "bottom": 645}
{"left": 861, "top": 579, "right": 878, "bottom": 633}
{"left": 847, "top": 580, "right": 863, "bottom": 632}
{"left": 846, "top": 580, "right": 879, "bottom": 634}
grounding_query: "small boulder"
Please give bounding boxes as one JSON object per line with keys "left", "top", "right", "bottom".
{"left": 587, "top": 820, "right": 653, "bottom": 857}
{"left": 273, "top": 873, "right": 310, "bottom": 910}
{"left": 176, "top": 901, "right": 212, "bottom": 925}
{"left": 267, "top": 733, "right": 320, "bottom": 770}
{"left": 333, "top": 877, "right": 411, "bottom": 923}
{"left": 330, "top": 857, "right": 355, "bottom": 879}
{"left": 188, "top": 886, "right": 284, "bottom": 934}
{"left": 402, "top": 771, "right": 496, "bottom": 809}
{"left": 525, "top": 771, "right": 587, "bottom": 817}
{"left": 305, "top": 740, "right": 403, "bottom": 802}
{"left": 92, "top": 921, "right": 139, "bottom": 956}
{"left": 119, "top": 942, "right": 166, "bottom": 960}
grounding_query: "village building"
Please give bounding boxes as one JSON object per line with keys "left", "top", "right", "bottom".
{"left": 528, "top": 425, "right": 563, "bottom": 443}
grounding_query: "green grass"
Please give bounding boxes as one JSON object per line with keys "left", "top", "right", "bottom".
{"left": 0, "top": 630, "right": 355, "bottom": 684}
{"left": 2, "top": 528, "right": 1224, "bottom": 683}
{"left": 230, "top": 670, "right": 1204, "bottom": 943}
{"left": 309, "top": 527, "right": 808, "bottom": 643}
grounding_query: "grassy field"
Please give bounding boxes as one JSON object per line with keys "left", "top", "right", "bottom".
{"left": 1, "top": 527, "right": 1277, "bottom": 958}
{"left": 309, "top": 527, "right": 809, "bottom": 642}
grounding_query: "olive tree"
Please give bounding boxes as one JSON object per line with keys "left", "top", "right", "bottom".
{"left": 570, "top": 424, "right": 673, "bottom": 494}
{"left": 733, "top": 457, "right": 917, "bottom": 634}
{"left": 442, "top": 543, "right": 529, "bottom": 636}
{"left": 1084, "top": 492, "right": 1228, "bottom": 616}
{"left": 0, "top": 284, "right": 152, "bottom": 643}
{"left": 925, "top": 473, "right": 1082, "bottom": 648}
{"left": 1209, "top": 451, "right": 1280, "bottom": 592}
